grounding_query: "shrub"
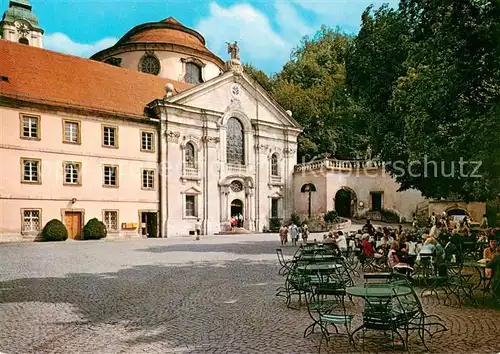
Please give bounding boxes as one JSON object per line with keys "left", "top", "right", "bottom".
{"left": 269, "top": 217, "right": 282, "bottom": 232}
{"left": 380, "top": 209, "right": 400, "bottom": 223}
{"left": 42, "top": 219, "right": 68, "bottom": 242}
{"left": 323, "top": 210, "right": 339, "bottom": 223}
{"left": 290, "top": 213, "right": 301, "bottom": 226}
{"left": 83, "top": 218, "right": 107, "bottom": 240}
{"left": 308, "top": 218, "right": 328, "bottom": 233}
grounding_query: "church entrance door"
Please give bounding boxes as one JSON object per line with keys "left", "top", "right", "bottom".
{"left": 231, "top": 199, "right": 244, "bottom": 228}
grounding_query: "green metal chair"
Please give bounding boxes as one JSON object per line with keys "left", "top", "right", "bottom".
{"left": 304, "top": 283, "right": 354, "bottom": 352}
{"left": 360, "top": 284, "right": 407, "bottom": 351}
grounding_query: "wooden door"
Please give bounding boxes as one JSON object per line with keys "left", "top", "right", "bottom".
{"left": 65, "top": 212, "right": 82, "bottom": 240}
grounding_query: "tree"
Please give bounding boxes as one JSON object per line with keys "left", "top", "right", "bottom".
{"left": 348, "top": 0, "right": 500, "bottom": 201}
{"left": 242, "top": 63, "right": 274, "bottom": 92}
{"left": 272, "top": 27, "right": 367, "bottom": 162}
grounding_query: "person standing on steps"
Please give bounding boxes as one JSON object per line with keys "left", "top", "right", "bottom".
{"left": 195, "top": 219, "right": 201, "bottom": 240}
{"left": 237, "top": 212, "right": 243, "bottom": 228}
{"left": 290, "top": 223, "right": 298, "bottom": 246}
{"left": 301, "top": 223, "right": 309, "bottom": 244}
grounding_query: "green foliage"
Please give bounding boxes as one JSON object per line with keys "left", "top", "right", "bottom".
{"left": 269, "top": 218, "right": 282, "bottom": 232}
{"left": 308, "top": 218, "right": 328, "bottom": 233}
{"left": 243, "top": 63, "right": 274, "bottom": 92}
{"left": 83, "top": 218, "right": 107, "bottom": 240}
{"left": 243, "top": 0, "right": 500, "bottom": 201}
{"left": 348, "top": 0, "right": 500, "bottom": 201}
{"left": 323, "top": 210, "right": 340, "bottom": 223}
{"left": 245, "top": 27, "right": 369, "bottom": 162}
{"left": 380, "top": 209, "right": 400, "bottom": 224}
{"left": 487, "top": 202, "right": 500, "bottom": 227}
{"left": 42, "top": 219, "right": 68, "bottom": 242}
{"left": 290, "top": 213, "right": 301, "bottom": 226}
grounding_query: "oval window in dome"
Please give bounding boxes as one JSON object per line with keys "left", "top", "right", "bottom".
{"left": 140, "top": 55, "right": 161, "bottom": 75}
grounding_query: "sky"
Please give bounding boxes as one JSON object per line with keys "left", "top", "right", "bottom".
{"left": 3, "top": 0, "right": 398, "bottom": 74}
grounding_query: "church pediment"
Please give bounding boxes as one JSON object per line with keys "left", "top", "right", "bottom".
{"left": 181, "top": 186, "right": 202, "bottom": 195}
{"left": 269, "top": 191, "right": 283, "bottom": 199}
{"left": 166, "top": 71, "right": 301, "bottom": 131}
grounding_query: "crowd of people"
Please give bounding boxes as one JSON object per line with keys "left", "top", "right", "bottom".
{"left": 279, "top": 223, "right": 309, "bottom": 246}
{"left": 279, "top": 214, "right": 500, "bottom": 280}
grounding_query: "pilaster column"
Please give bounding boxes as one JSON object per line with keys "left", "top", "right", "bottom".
{"left": 159, "top": 111, "right": 168, "bottom": 238}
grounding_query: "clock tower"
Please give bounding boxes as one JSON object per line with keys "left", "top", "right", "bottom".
{"left": 0, "top": 0, "right": 44, "bottom": 47}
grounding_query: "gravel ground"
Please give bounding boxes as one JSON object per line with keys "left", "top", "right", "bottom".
{"left": 0, "top": 234, "right": 499, "bottom": 354}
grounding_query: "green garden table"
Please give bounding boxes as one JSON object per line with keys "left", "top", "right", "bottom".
{"left": 346, "top": 285, "right": 412, "bottom": 298}
{"left": 296, "top": 263, "right": 342, "bottom": 274}
{"left": 296, "top": 254, "right": 337, "bottom": 262}
{"left": 461, "top": 261, "right": 489, "bottom": 292}
{"left": 346, "top": 284, "right": 413, "bottom": 344}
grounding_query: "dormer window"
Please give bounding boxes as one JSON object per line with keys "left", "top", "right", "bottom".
{"left": 104, "top": 57, "right": 122, "bottom": 67}
{"left": 140, "top": 54, "right": 160, "bottom": 75}
{"left": 185, "top": 62, "right": 202, "bottom": 84}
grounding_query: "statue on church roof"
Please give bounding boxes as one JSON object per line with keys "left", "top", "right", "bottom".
{"left": 226, "top": 41, "right": 240, "bottom": 61}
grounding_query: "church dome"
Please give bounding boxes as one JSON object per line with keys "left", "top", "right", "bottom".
{"left": 117, "top": 17, "right": 211, "bottom": 55}
{"left": 91, "top": 17, "right": 225, "bottom": 82}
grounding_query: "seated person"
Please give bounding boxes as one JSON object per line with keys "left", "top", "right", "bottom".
{"left": 361, "top": 234, "right": 382, "bottom": 260}
{"left": 406, "top": 235, "right": 418, "bottom": 256}
{"left": 389, "top": 241, "right": 412, "bottom": 273}
{"left": 362, "top": 219, "right": 375, "bottom": 236}
{"left": 429, "top": 221, "right": 442, "bottom": 239}
{"left": 419, "top": 235, "right": 437, "bottom": 258}
{"left": 444, "top": 236, "right": 459, "bottom": 263}
{"left": 398, "top": 235, "right": 415, "bottom": 267}
{"left": 388, "top": 241, "right": 401, "bottom": 268}
{"left": 435, "top": 239, "right": 446, "bottom": 262}
{"left": 484, "top": 238, "right": 499, "bottom": 278}
{"left": 323, "top": 233, "right": 340, "bottom": 253}
{"left": 484, "top": 238, "right": 499, "bottom": 261}
{"left": 486, "top": 254, "right": 500, "bottom": 280}
{"left": 361, "top": 234, "right": 374, "bottom": 258}
{"left": 336, "top": 231, "right": 348, "bottom": 252}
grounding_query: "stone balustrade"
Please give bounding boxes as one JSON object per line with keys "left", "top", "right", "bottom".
{"left": 227, "top": 164, "right": 246, "bottom": 173}
{"left": 183, "top": 167, "right": 199, "bottom": 177}
{"left": 270, "top": 175, "right": 282, "bottom": 184}
{"left": 294, "top": 159, "right": 383, "bottom": 173}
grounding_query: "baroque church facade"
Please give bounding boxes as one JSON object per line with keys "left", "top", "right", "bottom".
{"left": 0, "top": 0, "right": 300, "bottom": 241}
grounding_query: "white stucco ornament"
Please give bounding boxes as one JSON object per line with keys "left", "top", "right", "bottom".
{"left": 165, "top": 83, "right": 175, "bottom": 98}
{"left": 229, "top": 83, "right": 240, "bottom": 98}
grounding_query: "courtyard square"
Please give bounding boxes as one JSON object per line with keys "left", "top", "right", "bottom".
{"left": 0, "top": 234, "right": 499, "bottom": 354}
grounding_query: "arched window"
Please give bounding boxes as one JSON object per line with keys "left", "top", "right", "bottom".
{"left": 185, "top": 63, "right": 202, "bottom": 84}
{"left": 271, "top": 153, "right": 279, "bottom": 176}
{"left": 185, "top": 142, "right": 196, "bottom": 169}
{"left": 140, "top": 55, "right": 160, "bottom": 75}
{"left": 226, "top": 118, "right": 244, "bottom": 165}
{"left": 19, "top": 37, "right": 29, "bottom": 45}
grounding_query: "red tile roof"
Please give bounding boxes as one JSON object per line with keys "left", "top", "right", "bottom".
{"left": 124, "top": 26, "right": 210, "bottom": 54}
{"left": 0, "top": 39, "right": 192, "bottom": 118}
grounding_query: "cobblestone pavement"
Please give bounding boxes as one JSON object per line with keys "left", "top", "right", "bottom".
{"left": 0, "top": 234, "right": 499, "bottom": 354}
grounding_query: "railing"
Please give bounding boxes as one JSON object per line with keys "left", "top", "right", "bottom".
{"left": 183, "top": 167, "right": 199, "bottom": 178}
{"left": 227, "top": 164, "right": 246, "bottom": 173}
{"left": 270, "top": 175, "right": 282, "bottom": 184}
{"left": 294, "top": 159, "right": 383, "bottom": 173}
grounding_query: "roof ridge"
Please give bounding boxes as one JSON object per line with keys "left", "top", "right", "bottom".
{"left": 161, "top": 16, "right": 183, "bottom": 25}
